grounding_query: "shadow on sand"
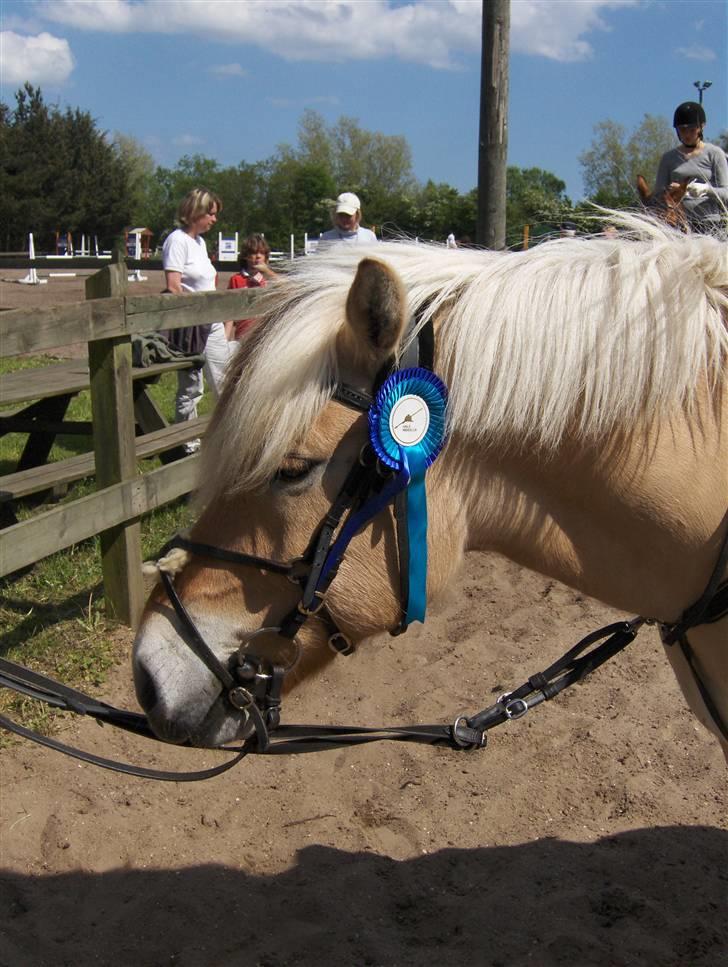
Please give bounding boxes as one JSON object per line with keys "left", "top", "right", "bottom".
{"left": 1, "top": 825, "right": 726, "bottom": 967}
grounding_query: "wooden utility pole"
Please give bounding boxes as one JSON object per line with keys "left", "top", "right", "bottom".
{"left": 477, "top": 0, "right": 510, "bottom": 250}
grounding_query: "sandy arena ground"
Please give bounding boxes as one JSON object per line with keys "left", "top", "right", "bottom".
{"left": 1, "top": 268, "right": 726, "bottom": 967}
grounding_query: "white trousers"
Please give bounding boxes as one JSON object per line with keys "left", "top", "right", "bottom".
{"left": 203, "top": 323, "right": 234, "bottom": 400}
{"left": 174, "top": 323, "right": 233, "bottom": 422}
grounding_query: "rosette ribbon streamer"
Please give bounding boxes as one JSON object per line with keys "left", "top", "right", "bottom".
{"left": 320, "top": 368, "right": 448, "bottom": 625}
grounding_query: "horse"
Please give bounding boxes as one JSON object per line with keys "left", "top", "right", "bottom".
{"left": 133, "top": 214, "right": 728, "bottom": 764}
{"left": 636, "top": 174, "right": 689, "bottom": 231}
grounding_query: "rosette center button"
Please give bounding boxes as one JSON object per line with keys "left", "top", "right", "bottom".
{"left": 389, "top": 395, "right": 430, "bottom": 447}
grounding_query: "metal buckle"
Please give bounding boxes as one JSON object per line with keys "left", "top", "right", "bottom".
{"left": 228, "top": 686, "right": 254, "bottom": 710}
{"left": 497, "top": 693, "right": 529, "bottom": 720}
{"left": 298, "top": 591, "right": 327, "bottom": 617}
{"left": 328, "top": 632, "right": 355, "bottom": 656}
{"left": 286, "top": 556, "right": 309, "bottom": 585}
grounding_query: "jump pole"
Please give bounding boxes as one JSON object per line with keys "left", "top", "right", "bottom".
{"left": 128, "top": 231, "right": 147, "bottom": 283}
{"left": 17, "top": 233, "right": 47, "bottom": 285}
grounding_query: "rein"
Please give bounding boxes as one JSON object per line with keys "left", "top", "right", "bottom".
{"left": 2, "top": 316, "right": 727, "bottom": 778}
{"left": 0, "top": 617, "right": 650, "bottom": 779}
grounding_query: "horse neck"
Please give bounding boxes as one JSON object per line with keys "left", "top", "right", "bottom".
{"left": 448, "top": 401, "right": 726, "bottom": 623}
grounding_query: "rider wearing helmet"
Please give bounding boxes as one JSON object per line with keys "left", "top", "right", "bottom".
{"left": 673, "top": 101, "right": 706, "bottom": 141}
{"left": 653, "top": 100, "right": 728, "bottom": 235}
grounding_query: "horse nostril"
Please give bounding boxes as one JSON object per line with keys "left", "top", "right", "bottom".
{"left": 133, "top": 661, "right": 159, "bottom": 715}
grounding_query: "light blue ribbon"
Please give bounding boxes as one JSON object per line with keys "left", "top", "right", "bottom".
{"left": 402, "top": 444, "right": 433, "bottom": 622}
{"left": 315, "top": 368, "right": 447, "bottom": 626}
{"left": 369, "top": 368, "right": 448, "bottom": 626}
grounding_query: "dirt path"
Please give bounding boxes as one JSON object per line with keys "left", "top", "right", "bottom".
{"left": 1, "top": 551, "right": 726, "bottom": 967}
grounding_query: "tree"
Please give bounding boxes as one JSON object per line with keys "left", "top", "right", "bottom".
{"left": 58, "top": 107, "right": 130, "bottom": 242}
{"left": 293, "top": 110, "right": 416, "bottom": 229}
{"left": 411, "top": 181, "right": 463, "bottom": 241}
{"left": 0, "top": 85, "right": 58, "bottom": 250}
{"left": 506, "top": 166, "right": 572, "bottom": 246}
{"left": 0, "top": 84, "right": 132, "bottom": 250}
{"left": 579, "top": 114, "right": 675, "bottom": 207}
{"left": 114, "top": 133, "right": 157, "bottom": 226}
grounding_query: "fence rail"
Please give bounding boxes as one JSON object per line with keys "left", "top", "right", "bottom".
{"left": 1, "top": 288, "right": 260, "bottom": 358}
{"left": 0, "top": 257, "right": 263, "bottom": 626}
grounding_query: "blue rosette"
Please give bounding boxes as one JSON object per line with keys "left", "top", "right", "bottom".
{"left": 318, "top": 367, "right": 448, "bottom": 627}
{"left": 368, "top": 368, "right": 448, "bottom": 471}
{"left": 369, "top": 367, "right": 448, "bottom": 624}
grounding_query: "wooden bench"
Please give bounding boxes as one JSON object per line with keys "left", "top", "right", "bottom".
{"left": 0, "top": 415, "right": 209, "bottom": 527}
{"left": 0, "top": 356, "right": 200, "bottom": 474}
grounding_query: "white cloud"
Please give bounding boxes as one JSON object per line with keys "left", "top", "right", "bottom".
{"left": 37, "top": 0, "right": 642, "bottom": 68}
{"left": 0, "top": 30, "right": 75, "bottom": 85}
{"left": 510, "top": 0, "right": 641, "bottom": 62}
{"left": 675, "top": 44, "right": 716, "bottom": 62}
{"left": 38, "top": 0, "right": 136, "bottom": 32}
{"left": 209, "top": 63, "right": 248, "bottom": 77}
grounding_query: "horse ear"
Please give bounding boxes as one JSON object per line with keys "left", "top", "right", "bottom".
{"left": 344, "top": 257, "right": 407, "bottom": 366}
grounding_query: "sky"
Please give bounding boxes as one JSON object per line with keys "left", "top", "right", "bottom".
{"left": 1, "top": 0, "right": 726, "bottom": 204}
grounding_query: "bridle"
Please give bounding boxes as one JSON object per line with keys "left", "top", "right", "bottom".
{"left": 146, "top": 315, "right": 728, "bottom": 756}
{"left": 155, "top": 316, "right": 439, "bottom": 747}
{"left": 1, "top": 315, "right": 726, "bottom": 779}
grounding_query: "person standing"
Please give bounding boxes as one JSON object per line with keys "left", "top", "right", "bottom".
{"left": 162, "top": 187, "right": 231, "bottom": 450}
{"left": 319, "top": 192, "right": 378, "bottom": 247}
{"left": 653, "top": 101, "right": 728, "bottom": 236}
{"left": 225, "top": 234, "right": 278, "bottom": 340}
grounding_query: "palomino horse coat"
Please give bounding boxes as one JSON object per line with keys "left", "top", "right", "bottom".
{"left": 134, "top": 216, "right": 728, "bottom": 761}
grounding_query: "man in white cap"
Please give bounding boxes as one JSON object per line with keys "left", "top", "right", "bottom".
{"left": 320, "top": 192, "right": 378, "bottom": 246}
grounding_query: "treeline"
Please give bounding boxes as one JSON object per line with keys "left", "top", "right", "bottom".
{"left": 0, "top": 84, "right": 572, "bottom": 253}
{"left": 3, "top": 84, "right": 723, "bottom": 255}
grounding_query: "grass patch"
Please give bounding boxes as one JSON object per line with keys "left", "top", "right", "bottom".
{"left": 0, "top": 498, "right": 198, "bottom": 739}
{"left": 0, "top": 353, "right": 212, "bottom": 739}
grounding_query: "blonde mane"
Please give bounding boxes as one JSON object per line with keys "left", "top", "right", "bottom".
{"left": 199, "top": 214, "right": 728, "bottom": 504}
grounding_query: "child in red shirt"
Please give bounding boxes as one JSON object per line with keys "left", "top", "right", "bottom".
{"left": 226, "top": 234, "right": 277, "bottom": 340}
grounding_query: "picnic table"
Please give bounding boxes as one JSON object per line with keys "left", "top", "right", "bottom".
{"left": 0, "top": 357, "right": 195, "bottom": 471}
{"left": 0, "top": 356, "right": 207, "bottom": 526}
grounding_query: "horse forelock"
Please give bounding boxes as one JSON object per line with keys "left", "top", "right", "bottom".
{"left": 197, "top": 215, "right": 728, "bottom": 506}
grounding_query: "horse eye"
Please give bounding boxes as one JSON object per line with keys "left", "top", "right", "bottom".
{"left": 274, "top": 457, "right": 318, "bottom": 484}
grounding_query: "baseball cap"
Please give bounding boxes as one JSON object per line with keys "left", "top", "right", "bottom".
{"left": 335, "top": 192, "right": 361, "bottom": 215}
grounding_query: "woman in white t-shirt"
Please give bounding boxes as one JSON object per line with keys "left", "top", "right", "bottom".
{"left": 162, "top": 187, "right": 232, "bottom": 446}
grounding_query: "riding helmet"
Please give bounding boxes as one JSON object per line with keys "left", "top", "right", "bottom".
{"left": 673, "top": 101, "right": 706, "bottom": 127}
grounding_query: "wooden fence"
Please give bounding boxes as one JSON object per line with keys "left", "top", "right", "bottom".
{"left": 0, "top": 255, "right": 261, "bottom": 627}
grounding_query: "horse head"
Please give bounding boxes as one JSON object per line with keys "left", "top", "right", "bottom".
{"left": 133, "top": 227, "right": 728, "bottom": 758}
{"left": 636, "top": 174, "right": 689, "bottom": 230}
{"left": 133, "top": 256, "right": 468, "bottom": 747}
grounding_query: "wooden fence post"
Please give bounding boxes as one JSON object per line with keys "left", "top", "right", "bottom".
{"left": 85, "top": 257, "right": 145, "bottom": 627}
